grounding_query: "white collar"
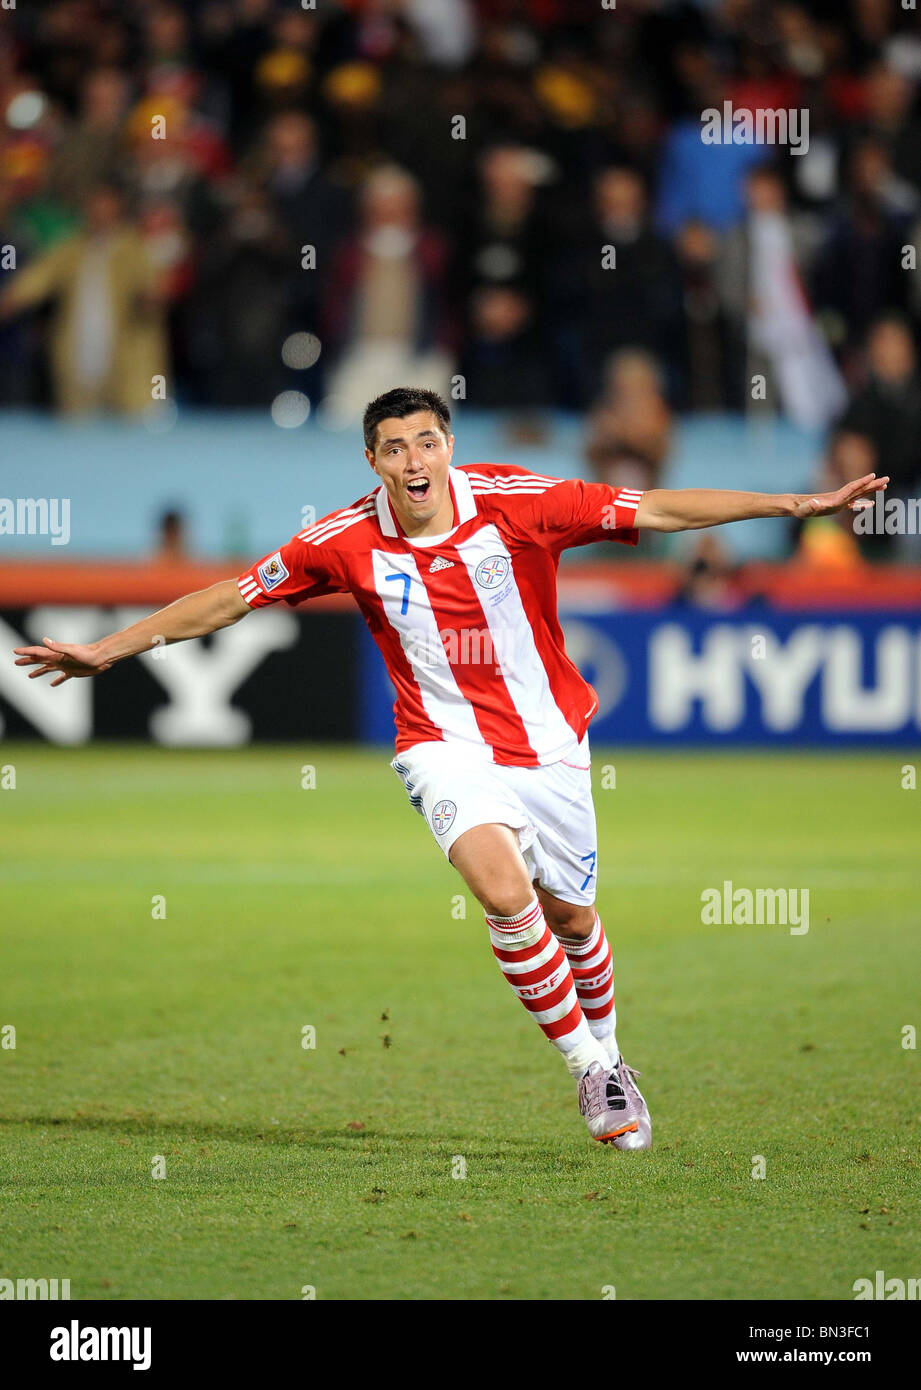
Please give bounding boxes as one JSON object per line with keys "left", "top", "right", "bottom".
{"left": 375, "top": 466, "right": 477, "bottom": 541}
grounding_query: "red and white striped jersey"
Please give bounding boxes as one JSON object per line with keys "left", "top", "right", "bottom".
{"left": 236, "top": 464, "right": 642, "bottom": 767}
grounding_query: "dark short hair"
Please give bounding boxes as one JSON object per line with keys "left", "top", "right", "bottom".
{"left": 363, "top": 387, "right": 451, "bottom": 452}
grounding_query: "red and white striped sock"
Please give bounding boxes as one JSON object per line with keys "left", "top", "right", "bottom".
{"left": 559, "top": 912, "right": 618, "bottom": 1066}
{"left": 486, "top": 896, "right": 611, "bottom": 1079}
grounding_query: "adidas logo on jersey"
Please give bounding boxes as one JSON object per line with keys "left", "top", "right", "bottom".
{"left": 429, "top": 556, "right": 454, "bottom": 572}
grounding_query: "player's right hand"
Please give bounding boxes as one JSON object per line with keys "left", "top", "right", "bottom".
{"left": 12, "top": 637, "right": 114, "bottom": 687}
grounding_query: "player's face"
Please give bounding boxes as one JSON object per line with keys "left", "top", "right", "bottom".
{"left": 367, "top": 411, "right": 455, "bottom": 534}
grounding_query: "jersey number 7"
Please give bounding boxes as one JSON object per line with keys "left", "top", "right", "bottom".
{"left": 385, "top": 571, "right": 412, "bottom": 615}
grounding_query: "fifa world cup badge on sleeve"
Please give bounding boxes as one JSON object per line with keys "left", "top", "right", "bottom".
{"left": 257, "top": 551, "right": 290, "bottom": 591}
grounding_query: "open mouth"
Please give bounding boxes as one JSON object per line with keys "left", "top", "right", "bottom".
{"left": 406, "top": 477, "right": 431, "bottom": 503}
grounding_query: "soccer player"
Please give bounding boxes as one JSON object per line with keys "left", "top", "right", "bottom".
{"left": 14, "top": 388, "right": 887, "bottom": 1148}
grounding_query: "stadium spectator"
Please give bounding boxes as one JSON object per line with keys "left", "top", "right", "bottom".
{"left": 461, "top": 284, "right": 549, "bottom": 408}
{"left": 675, "top": 534, "right": 745, "bottom": 609}
{"left": 0, "top": 180, "right": 169, "bottom": 415}
{"left": 858, "top": 62, "right": 921, "bottom": 196}
{"left": 401, "top": 0, "right": 477, "bottom": 68}
{"left": 811, "top": 139, "right": 913, "bottom": 362}
{"left": 322, "top": 164, "right": 454, "bottom": 420}
{"left": 655, "top": 68, "right": 771, "bottom": 236}
{"left": 243, "top": 110, "right": 350, "bottom": 331}
{"left": 584, "top": 350, "right": 673, "bottom": 492}
{"left": 555, "top": 164, "right": 682, "bottom": 406}
{"left": 838, "top": 315, "right": 921, "bottom": 514}
{"left": 125, "top": 91, "right": 226, "bottom": 241}
{"left": 153, "top": 507, "right": 190, "bottom": 564}
{"left": 718, "top": 165, "right": 847, "bottom": 429}
{"left": 320, "top": 60, "right": 387, "bottom": 178}
{"left": 178, "top": 181, "right": 295, "bottom": 406}
{"left": 673, "top": 219, "right": 738, "bottom": 412}
{"left": 0, "top": 181, "right": 43, "bottom": 404}
{"left": 457, "top": 144, "right": 548, "bottom": 305}
{"left": 140, "top": 2, "right": 229, "bottom": 138}
{"left": 247, "top": 6, "right": 318, "bottom": 117}
{"left": 48, "top": 67, "right": 131, "bottom": 211}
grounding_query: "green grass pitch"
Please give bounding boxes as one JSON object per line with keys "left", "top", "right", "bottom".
{"left": 1, "top": 743, "right": 918, "bottom": 1300}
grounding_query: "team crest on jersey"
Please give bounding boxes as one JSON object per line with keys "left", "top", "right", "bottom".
{"left": 474, "top": 555, "right": 510, "bottom": 590}
{"left": 257, "top": 551, "right": 289, "bottom": 591}
{"left": 431, "top": 799, "right": 457, "bottom": 834}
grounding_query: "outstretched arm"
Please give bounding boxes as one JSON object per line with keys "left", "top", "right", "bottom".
{"left": 0, "top": 242, "right": 71, "bottom": 317}
{"left": 13, "top": 579, "right": 249, "bottom": 687}
{"left": 633, "top": 473, "right": 888, "bottom": 532}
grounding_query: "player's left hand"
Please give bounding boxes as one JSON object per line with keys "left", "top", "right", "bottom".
{"left": 792, "top": 472, "right": 889, "bottom": 519}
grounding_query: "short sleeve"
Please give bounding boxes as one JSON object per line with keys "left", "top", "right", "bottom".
{"left": 236, "top": 533, "right": 346, "bottom": 609}
{"left": 531, "top": 479, "right": 643, "bottom": 550}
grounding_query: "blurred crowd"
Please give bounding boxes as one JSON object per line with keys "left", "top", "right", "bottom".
{"left": 2, "top": 0, "right": 921, "bottom": 561}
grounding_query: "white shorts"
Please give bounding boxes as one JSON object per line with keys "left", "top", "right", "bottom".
{"left": 391, "top": 736, "right": 598, "bottom": 906}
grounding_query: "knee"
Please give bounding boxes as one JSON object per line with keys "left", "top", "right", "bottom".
{"left": 480, "top": 883, "right": 535, "bottom": 919}
{"left": 545, "top": 902, "right": 596, "bottom": 938}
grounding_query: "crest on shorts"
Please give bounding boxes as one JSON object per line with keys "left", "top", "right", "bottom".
{"left": 431, "top": 799, "right": 457, "bottom": 834}
{"left": 258, "top": 551, "right": 289, "bottom": 591}
{"left": 474, "top": 555, "right": 510, "bottom": 590}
